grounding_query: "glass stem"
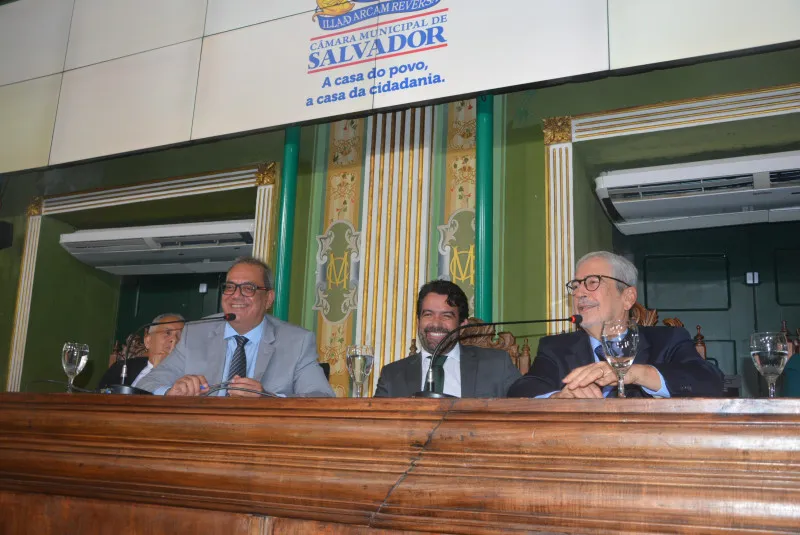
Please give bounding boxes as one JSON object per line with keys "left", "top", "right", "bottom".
{"left": 768, "top": 379, "right": 777, "bottom": 399}
{"left": 352, "top": 382, "right": 362, "bottom": 398}
{"left": 67, "top": 376, "right": 74, "bottom": 393}
{"left": 618, "top": 375, "right": 626, "bottom": 398}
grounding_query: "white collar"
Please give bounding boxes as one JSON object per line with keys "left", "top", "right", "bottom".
{"left": 421, "top": 343, "right": 461, "bottom": 362}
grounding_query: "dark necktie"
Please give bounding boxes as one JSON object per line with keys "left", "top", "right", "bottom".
{"left": 227, "top": 335, "right": 249, "bottom": 381}
{"left": 594, "top": 344, "right": 616, "bottom": 398}
{"left": 430, "top": 353, "right": 448, "bottom": 394}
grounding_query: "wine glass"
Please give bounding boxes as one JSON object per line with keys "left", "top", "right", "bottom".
{"left": 346, "top": 345, "right": 374, "bottom": 398}
{"left": 750, "top": 332, "right": 789, "bottom": 399}
{"left": 600, "top": 319, "right": 639, "bottom": 398}
{"left": 62, "top": 342, "right": 89, "bottom": 392}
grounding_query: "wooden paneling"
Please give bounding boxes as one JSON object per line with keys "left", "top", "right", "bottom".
{"left": 0, "top": 491, "right": 268, "bottom": 535}
{"left": 0, "top": 394, "right": 799, "bottom": 534}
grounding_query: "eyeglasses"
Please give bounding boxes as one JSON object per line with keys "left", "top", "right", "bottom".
{"left": 222, "top": 282, "right": 270, "bottom": 297}
{"left": 566, "top": 275, "right": 631, "bottom": 294}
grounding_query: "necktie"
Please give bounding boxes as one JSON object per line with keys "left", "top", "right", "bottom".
{"left": 594, "top": 344, "right": 616, "bottom": 398}
{"left": 430, "top": 354, "right": 448, "bottom": 394}
{"left": 227, "top": 335, "right": 249, "bottom": 381}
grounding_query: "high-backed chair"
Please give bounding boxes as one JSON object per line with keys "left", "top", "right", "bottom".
{"left": 408, "top": 317, "right": 533, "bottom": 374}
{"left": 108, "top": 334, "right": 147, "bottom": 368}
{"left": 630, "top": 302, "right": 709, "bottom": 360}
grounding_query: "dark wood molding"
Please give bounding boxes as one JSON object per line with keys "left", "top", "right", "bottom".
{"left": 1, "top": 394, "right": 799, "bottom": 534}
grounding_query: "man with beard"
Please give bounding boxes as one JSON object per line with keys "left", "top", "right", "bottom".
{"left": 508, "top": 251, "right": 724, "bottom": 398}
{"left": 374, "top": 280, "right": 521, "bottom": 398}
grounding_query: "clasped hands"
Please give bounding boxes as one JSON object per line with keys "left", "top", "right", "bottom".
{"left": 166, "top": 375, "right": 264, "bottom": 397}
{"left": 551, "top": 362, "right": 661, "bottom": 399}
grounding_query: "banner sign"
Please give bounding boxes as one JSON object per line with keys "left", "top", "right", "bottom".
{"left": 307, "top": 0, "right": 448, "bottom": 108}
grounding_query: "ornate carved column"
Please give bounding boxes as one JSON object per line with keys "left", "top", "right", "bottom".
{"left": 6, "top": 198, "right": 43, "bottom": 392}
{"left": 251, "top": 162, "right": 278, "bottom": 267}
{"left": 542, "top": 116, "right": 574, "bottom": 334}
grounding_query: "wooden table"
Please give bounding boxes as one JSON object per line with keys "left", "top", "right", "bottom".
{"left": 0, "top": 394, "right": 798, "bottom": 534}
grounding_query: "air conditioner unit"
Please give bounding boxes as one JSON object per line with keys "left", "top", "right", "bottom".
{"left": 595, "top": 150, "right": 800, "bottom": 235}
{"left": 60, "top": 220, "right": 254, "bottom": 275}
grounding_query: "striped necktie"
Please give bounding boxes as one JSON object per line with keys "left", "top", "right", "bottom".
{"left": 227, "top": 335, "right": 249, "bottom": 381}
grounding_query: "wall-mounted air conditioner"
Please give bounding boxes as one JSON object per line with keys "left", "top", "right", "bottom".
{"left": 595, "top": 150, "right": 800, "bottom": 235}
{"left": 60, "top": 220, "right": 254, "bottom": 275}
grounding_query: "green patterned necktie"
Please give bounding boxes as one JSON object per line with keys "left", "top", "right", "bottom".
{"left": 431, "top": 353, "right": 448, "bottom": 394}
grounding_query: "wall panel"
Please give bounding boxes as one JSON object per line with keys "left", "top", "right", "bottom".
{"left": 50, "top": 40, "right": 202, "bottom": 165}
{"left": 205, "top": 0, "right": 313, "bottom": 36}
{"left": 0, "top": 0, "right": 73, "bottom": 86}
{"left": 65, "top": 0, "right": 207, "bottom": 70}
{"left": 609, "top": 0, "right": 800, "bottom": 69}
{"left": 0, "top": 75, "right": 62, "bottom": 173}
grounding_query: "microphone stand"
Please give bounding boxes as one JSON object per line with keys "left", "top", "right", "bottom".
{"left": 100, "top": 313, "right": 234, "bottom": 396}
{"left": 413, "top": 315, "right": 583, "bottom": 398}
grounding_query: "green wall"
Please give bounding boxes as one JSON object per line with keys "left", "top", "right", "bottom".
{"left": 499, "top": 124, "right": 547, "bottom": 336}
{"left": 21, "top": 217, "right": 120, "bottom": 392}
{"left": 572, "top": 153, "right": 613, "bottom": 259}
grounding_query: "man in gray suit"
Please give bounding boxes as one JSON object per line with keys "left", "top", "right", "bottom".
{"left": 137, "top": 257, "right": 334, "bottom": 397}
{"left": 374, "top": 280, "right": 521, "bottom": 398}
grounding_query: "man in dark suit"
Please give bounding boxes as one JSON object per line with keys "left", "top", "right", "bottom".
{"left": 508, "top": 251, "right": 724, "bottom": 398}
{"left": 98, "top": 312, "right": 185, "bottom": 389}
{"left": 374, "top": 280, "right": 521, "bottom": 398}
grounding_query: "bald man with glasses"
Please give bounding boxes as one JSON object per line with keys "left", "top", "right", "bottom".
{"left": 508, "top": 251, "right": 724, "bottom": 399}
{"left": 137, "top": 256, "right": 334, "bottom": 398}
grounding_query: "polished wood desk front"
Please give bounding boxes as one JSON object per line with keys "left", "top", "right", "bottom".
{"left": 0, "top": 394, "right": 798, "bottom": 534}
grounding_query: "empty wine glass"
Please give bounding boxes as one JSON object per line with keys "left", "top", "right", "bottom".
{"left": 750, "top": 332, "right": 789, "bottom": 399}
{"left": 346, "top": 344, "right": 374, "bottom": 398}
{"left": 600, "top": 319, "right": 639, "bottom": 398}
{"left": 62, "top": 342, "right": 89, "bottom": 392}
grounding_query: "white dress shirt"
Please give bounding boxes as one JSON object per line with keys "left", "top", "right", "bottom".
{"left": 130, "top": 361, "right": 154, "bottom": 388}
{"left": 420, "top": 344, "right": 462, "bottom": 397}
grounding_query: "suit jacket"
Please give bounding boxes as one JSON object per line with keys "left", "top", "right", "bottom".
{"left": 98, "top": 357, "right": 149, "bottom": 388}
{"left": 374, "top": 345, "right": 521, "bottom": 398}
{"left": 507, "top": 326, "right": 724, "bottom": 398}
{"left": 137, "top": 314, "right": 334, "bottom": 397}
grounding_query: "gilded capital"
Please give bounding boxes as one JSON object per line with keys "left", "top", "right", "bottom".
{"left": 542, "top": 116, "right": 572, "bottom": 145}
{"left": 26, "top": 197, "right": 43, "bottom": 217}
{"left": 256, "top": 162, "right": 277, "bottom": 187}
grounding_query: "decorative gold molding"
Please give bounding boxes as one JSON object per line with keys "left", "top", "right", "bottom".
{"left": 571, "top": 83, "right": 800, "bottom": 142}
{"left": 256, "top": 162, "right": 278, "bottom": 187}
{"left": 26, "top": 197, "right": 43, "bottom": 217}
{"left": 542, "top": 116, "right": 572, "bottom": 145}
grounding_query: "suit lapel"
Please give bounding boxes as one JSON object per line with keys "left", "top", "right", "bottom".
{"left": 404, "top": 353, "right": 423, "bottom": 396}
{"left": 459, "top": 345, "right": 478, "bottom": 398}
{"left": 570, "top": 332, "right": 595, "bottom": 367}
{"left": 254, "top": 316, "right": 276, "bottom": 381}
{"left": 207, "top": 322, "right": 228, "bottom": 385}
{"left": 633, "top": 327, "right": 651, "bottom": 365}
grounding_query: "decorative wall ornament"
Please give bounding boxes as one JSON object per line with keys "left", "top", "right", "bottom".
{"left": 542, "top": 116, "right": 573, "bottom": 145}
{"left": 26, "top": 197, "right": 43, "bottom": 217}
{"left": 313, "top": 220, "right": 361, "bottom": 324}
{"left": 449, "top": 100, "right": 477, "bottom": 150}
{"left": 437, "top": 209, "right": 476, "bottom": 287}
{"left": 255, "top": 162, "right": 277, "bottom": 186}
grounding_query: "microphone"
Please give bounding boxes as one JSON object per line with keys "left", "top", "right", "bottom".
{"left": 415, "top": 314, "right": 583, "bottom": 398}
{"left": 103, "top": 313, "right": 236, "bottom": 396}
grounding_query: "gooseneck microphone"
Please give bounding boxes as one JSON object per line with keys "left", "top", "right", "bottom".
{"left": 414, "top": 314, "right": 583, "bottom": 398}
{"left": 105, "top": 313, "right": 236, "bottom": 395}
